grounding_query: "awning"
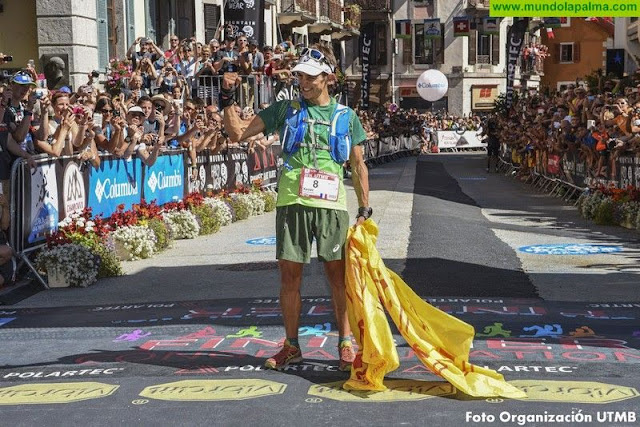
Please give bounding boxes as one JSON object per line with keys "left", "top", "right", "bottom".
{"left": 278, "top": 11, "right": 316, "bottom": 26}
{"left": 308, "top": 23, "right": 333, "bottom": 35}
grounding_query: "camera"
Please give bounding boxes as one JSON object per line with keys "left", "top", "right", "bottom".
{"left": 91, "top": 70, "right": 100, "bottom": 78}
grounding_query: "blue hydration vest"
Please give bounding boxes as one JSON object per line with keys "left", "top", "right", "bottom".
{"left": 280, "top": 99, "right": 352, "bottom": 165}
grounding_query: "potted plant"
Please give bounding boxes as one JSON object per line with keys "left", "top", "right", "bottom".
{"left": 36, "top": 243, "right": 99, "bottom": 288}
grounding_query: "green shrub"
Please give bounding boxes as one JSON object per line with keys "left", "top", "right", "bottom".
{"left": 262, "top": 190, "right": 277, "bottom": 212}
{"left": 229, "top": 196, "right": 250, "bottom": 221}
{"left": 594, "top": 199, "right": 615, "bottom": 225}
{"left": 190, "top": 204, "right": 222, "bottom": 235}
{"left": 80, "top": 238, "right": 123, "bottom": 278}
{"left": 147, "top": 217, "right": 171, "bottom": 251}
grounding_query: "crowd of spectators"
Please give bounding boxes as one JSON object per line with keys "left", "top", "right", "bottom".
{"left": 358, "top": 105, "right": 486, "bottom": 153}
{"left": 493, "top": 72, "right": 640, "bottom": 182}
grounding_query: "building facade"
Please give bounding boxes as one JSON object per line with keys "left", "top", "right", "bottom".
{"left": 340, "top": 0, "right": 546, "bottom": 116}
{"left": 540, "top": 18, "right": 614, "bottom": 92}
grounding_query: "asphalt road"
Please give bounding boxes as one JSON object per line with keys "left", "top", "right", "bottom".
{"left": 0, "top": 154, "right": 638, "bottom": 426}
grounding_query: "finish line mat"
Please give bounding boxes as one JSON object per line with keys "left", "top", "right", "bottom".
{"left": 0, "top": 296, "right": 638, "bottom": 425}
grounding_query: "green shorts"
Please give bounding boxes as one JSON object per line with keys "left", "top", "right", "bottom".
{"left": 276, "top": 204, "right": 350, "bottom": 263}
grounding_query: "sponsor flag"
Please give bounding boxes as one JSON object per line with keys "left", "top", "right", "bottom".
{"left": 545, "top": 27, "right": 555, "bottom": 39}
{"left": 505, "top": 18, "right": 529, "bottom": 111}
{"left": 395, "top": 20, "right": 412, "bottom": 39}
{"left": 453, "top": 17, "right": 470, "bottom": 37}
{"left": 360, "top": 23, "right": 374, "bottom": 109}
{"left": 481, "top": 17, "right": 500, "bottom": 35}
{"left": 544, "top": 17, "right": 562, "bottom": 28}
{"left": 424, "top": 19, "right": 441, "bottom": 39}
{"left": 606, "top": 49, "right": 625, "bottom": 79}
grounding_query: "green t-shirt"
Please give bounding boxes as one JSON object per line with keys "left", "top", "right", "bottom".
{"left": 258, "top": 98, "right": 366, "bottom": 211}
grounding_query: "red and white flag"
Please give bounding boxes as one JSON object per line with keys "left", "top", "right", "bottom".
{"left": 546, "top": 27, "right": 555, "bottom": 39}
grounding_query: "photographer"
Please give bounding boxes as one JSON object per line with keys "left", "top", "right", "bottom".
{"left": 213, "top": 34, "right": 239, "bottom": 75}
{"left": 127, "top": 37, "right": 162, "bottom": 70}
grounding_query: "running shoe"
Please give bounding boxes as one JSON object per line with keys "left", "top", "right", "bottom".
{"left": 338, "top": 341, "right": 356, "bottom": 372}
{"left": 264, "top": 339, "right": 303, "bottom": 370}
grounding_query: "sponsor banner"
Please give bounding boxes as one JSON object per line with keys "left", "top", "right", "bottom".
{"left": 224, "top": 0, "right": 264, "bottom": 45}
{"left": 248, "top": 145, "right": 279, "bottom": 185}
{"left": 435, "top": 131, "right": 487, "bottom": 149}
{"left": 88, "top": 158, "right": 142, "bottom": 218}
{"left": 471, "top": 85, "right": 499, "bottom": 111}
{"left": 25, "top": 161, "right": 59, "bottom": 245}
{"left": 424, "top": 19, "right": 441, "bottom": 39}
{"left": 505, "top": 18, "right": 529, "bottom": 110}
{"left": 143, "top": 154, "right": 185, "bottom": 206}
{"left": 62, "top": 161, "right": 87, "bottom": 219}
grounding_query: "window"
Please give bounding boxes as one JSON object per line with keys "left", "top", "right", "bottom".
{"left": 414, "top": 23, "right": 434, "bottom": 64}
{"left": 375, "top": 23, "right": 388, "bottom": 66}
{"left": 560, "top": 43, "right": 573, "bottom": 63}
{"left": 477, "top": 34, "right": 491, "bottom": 63}
{"left": 468, "top": 30, "right": 500, "bottom": 66}
{"left": 413, "top": 23, "right": 443, "bottom": 65}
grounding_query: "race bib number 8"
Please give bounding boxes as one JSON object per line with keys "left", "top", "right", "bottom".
{"left": 299, "top": 167, "right": 339, "bottom": 201}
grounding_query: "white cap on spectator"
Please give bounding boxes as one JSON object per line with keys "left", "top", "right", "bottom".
{"left": 128, "top": 106, "right": 144, "bottom": 115}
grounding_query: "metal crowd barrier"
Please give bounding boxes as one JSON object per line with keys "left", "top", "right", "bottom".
{"left": 195, "top": 74, "right": 290, "bottom": 112}
{"left": 362, "top": 135, "right": 421, "bottom": 167}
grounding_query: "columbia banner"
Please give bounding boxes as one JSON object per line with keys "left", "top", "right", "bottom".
{"left": 360, "top": 23, "right": 374, "bottom": 110}
{"left": 224, "top": 0, "right": 264, "bottom": 45}
{"left": 505, "top": 18, "right": 529, "bottom": 111}
{"left": 13, "top": 147, "right": 282, "bottom": 253}
{"left": 344, "top": 220, "right": 526, "bottom": 398}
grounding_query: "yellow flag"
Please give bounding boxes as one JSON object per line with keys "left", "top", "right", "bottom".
{"left": 344, "top": 219, "right": 526, "bottom": 398}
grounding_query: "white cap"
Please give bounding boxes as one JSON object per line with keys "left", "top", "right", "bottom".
{"left": 127, "top": 106, "right": 144, "bottom": 115}
{"left": 292, "top": 55, "right": 333, "bottom": 76}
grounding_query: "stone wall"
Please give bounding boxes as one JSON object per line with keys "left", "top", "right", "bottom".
{"left": 36, "top": 0, "right": 99, "bottom": 90}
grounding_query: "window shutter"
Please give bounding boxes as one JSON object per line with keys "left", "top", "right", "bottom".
{"left": 433, "top": 24, "right": 444, "bottom": 64}
{"left": 126, "top": 0, "right": 135, "bottom": 47}
{"left": 204, "top": 4, "right": 220, "bottom": 44}
{"left": 491, "top": 33, "right": 500, "bottom": 65}
{"left": 145, "top": 0, "right": 157, "bottom": 42}
{"left": 573, "top": 42, "right": 580, "bottom": 63}
{"left": 553, "top": 44, "right": 560, "bottom": 64}
{"left": 96, "top": 0, "right": 109, "bottom": 70}
{"left": 468, "top": 30, "right": 477, "bottom": 65}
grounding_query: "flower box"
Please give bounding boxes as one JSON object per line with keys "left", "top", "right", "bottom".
{"left": 46, "top": 263, "right": 68, "bottom": 288}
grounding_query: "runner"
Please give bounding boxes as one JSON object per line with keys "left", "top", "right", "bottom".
{"left": 222, "top": 43, "right": 370, "bottom": 371}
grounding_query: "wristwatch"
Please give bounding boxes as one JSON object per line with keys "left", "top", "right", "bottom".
{"left": 356, "top": 206, "right": 373, "bottom": 220}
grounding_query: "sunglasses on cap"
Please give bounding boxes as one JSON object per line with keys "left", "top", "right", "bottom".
{"left": 300, "top": 48, "right": 334, "bottom": 72}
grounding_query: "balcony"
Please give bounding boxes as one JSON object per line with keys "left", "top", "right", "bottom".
{"left": 279, "top": 0, "right": 316, "bottom": 26}
{"left": 344, "top": 0, "right": 390, "bottom": 12}
{"left": 343, "top": 4, "right": 361, "bottom": 32}
{"left": 467, "top": 0, "right": 490, "bottom": 9}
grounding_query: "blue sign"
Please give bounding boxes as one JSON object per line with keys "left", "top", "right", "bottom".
{"left": 246, "top": 237, "right": 277, "bottom": 246}
{"left": 518, "top": 244, "right": 622, "bottom": 255}
{"left": 143, "top": 154, "right": 185, "bottom": 205}
{"left": 88, "top": 158, "right": 142, "bottom": 218}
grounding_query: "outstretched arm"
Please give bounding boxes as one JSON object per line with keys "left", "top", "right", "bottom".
{"left": 350, "top": 144, "right": 369, "bottom": 226}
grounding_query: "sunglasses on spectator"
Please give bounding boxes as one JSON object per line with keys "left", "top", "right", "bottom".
{"left": 101, "top": 108, "right": 113, "bottom": 114}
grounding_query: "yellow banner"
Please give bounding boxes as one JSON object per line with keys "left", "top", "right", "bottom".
{"left": 344, "top": 219, "right": 526, "bottom": 398}
{"left": 491, "top": 0, "right": 638, "bottom": 17}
